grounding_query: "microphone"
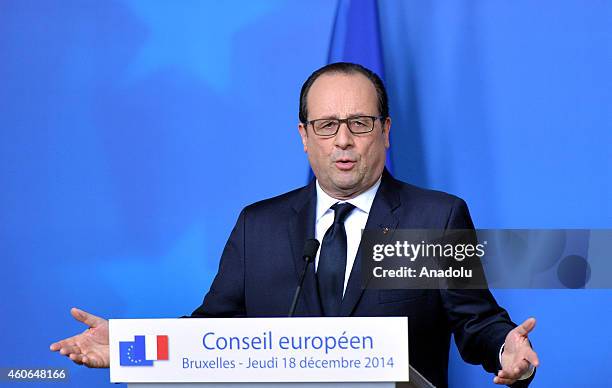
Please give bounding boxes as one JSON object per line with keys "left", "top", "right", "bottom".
{"left": 288, "top": 239, "right": 320, "bottom": 317}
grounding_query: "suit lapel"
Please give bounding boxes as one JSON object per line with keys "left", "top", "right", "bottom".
{"left": 287, "top": 181, "right": 322, "bottom": 316}
{"left": 340, "top": 171, "right": 401, "bottom": 316}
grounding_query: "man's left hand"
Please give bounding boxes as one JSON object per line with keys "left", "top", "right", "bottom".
{"left": 494, "top": 317, "right": 540, "bottom": 385}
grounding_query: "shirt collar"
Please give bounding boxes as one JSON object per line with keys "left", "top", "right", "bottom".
{"left": 315, "top": 176, "right": 382, "bottom": 222}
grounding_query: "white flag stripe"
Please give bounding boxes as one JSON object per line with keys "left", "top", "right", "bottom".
{"left": 145, "top": 335, "right": 158, "bottom": 360}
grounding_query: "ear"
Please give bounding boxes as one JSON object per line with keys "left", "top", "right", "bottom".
{"left": 383, "top": 117, "right": 391, "bottom": 149}
{"left": 298, "top": 123, "right": 308, "bottom": 153}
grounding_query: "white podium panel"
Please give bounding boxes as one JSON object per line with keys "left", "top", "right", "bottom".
{"left": 110, "top": 317, "right": 410, "bottom": 384}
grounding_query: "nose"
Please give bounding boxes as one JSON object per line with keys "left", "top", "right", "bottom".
{"left": 333, "top": 122, "right": 355, "bottom": 149}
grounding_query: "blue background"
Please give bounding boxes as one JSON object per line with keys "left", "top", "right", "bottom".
{"left": 1, "top": 1, "right": 610, "bottom": 387}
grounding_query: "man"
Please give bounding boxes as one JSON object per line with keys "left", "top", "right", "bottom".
{"left": 51, "top": 63, "right": 539, "bottom": 387}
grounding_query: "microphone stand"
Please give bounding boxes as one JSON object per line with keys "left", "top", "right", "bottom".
{"left": 288, "top": 239, "right": 319, "bottom": 317}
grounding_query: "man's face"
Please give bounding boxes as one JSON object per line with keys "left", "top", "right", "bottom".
{"left": 298, "top": 73, "right": 391, "bottom": 200}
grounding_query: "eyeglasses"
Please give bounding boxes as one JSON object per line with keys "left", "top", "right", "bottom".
{"left": 306, "top": 115, "right": 385, "bottom": 136}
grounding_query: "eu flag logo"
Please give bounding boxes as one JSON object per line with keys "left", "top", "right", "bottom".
{"left": 119, "top": 335, "right": 168, "bottom": 366}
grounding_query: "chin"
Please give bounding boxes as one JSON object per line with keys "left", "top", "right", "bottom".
{"left": 331, "top": 179, "right": 361, "bottom": 193}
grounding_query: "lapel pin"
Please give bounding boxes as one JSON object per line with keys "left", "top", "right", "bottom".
{"left": 382, "top": 227, "right": 390, "bottom": 234}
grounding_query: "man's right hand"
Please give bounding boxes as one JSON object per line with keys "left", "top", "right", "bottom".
{"left": 50, "top": 307, "right": 110, "bottom": 368}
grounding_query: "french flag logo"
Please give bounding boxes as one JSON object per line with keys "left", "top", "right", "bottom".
{"left": 119, "top": 335, "right": 169, "bottom": 366}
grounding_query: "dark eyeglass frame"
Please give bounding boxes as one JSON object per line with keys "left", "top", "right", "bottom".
{"left": 305, "top": 115, "right": 386, "bottom": 136}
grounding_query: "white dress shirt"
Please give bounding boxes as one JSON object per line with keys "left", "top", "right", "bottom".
{"left": 314, "top": 177, "right": 381, "bottom": 295}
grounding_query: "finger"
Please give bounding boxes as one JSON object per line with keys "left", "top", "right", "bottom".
{"left": 69, "top": 353, "right": 84, "bottom": 365}
{"left": 493, "top": 374, "right": 516, "bottom": 385}
{"left": 494, "top": 377, "right": 516, "bottom": 385}
{"left": 82, "top": 355, "right": 91, "bottom": 368}
{"left": 59, "top": 345, "right": 81, "bottom": 356}
{"left": 497, "top": 368, "right": 520, "bottom": 380}
{"left": 51, "top": 341, "right": 69, "bottom": 351}
{"left": 50, "top": 335, "right": 79, "bottom": 351}
{"left": 514, "top": 317, "right": 536, "bottom": 336}
{"left": 82, "top": 354, "right": 102, "bottom": 368}
{"left": 523, "top": 347, "right": 540, "bottom": 367}
{"left": 71, "top": 307, "right": 104, "bottom": 328}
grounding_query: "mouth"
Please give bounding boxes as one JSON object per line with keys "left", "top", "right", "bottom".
{"left": 334, "top": 159, "right": 356, "bottom": 171}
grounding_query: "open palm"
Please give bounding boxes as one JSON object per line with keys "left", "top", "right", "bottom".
{"left": 494, "top": 317, "right": 539, "bottom": 385}
{"left": 50, "top": 307, "right": 110, "bottom": 368}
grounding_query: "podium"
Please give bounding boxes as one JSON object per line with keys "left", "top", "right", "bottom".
{"left": 110, "top": 317, "right": 435, "bottom": 388}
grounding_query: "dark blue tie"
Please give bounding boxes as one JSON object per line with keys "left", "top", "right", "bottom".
{"left": 317, "top": 202, "right": 355, "bottom": 316}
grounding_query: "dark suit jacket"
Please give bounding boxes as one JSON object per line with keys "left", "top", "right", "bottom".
{"left": 191, "top": 171, "right": 525, "bottom": 387}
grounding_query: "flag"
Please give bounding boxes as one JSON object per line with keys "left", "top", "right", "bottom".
{"left": 119, "top": 335, "right": 168, "bottom": 366}
{"left": 328, "top": 0, "right": 385, "bottom": 79}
